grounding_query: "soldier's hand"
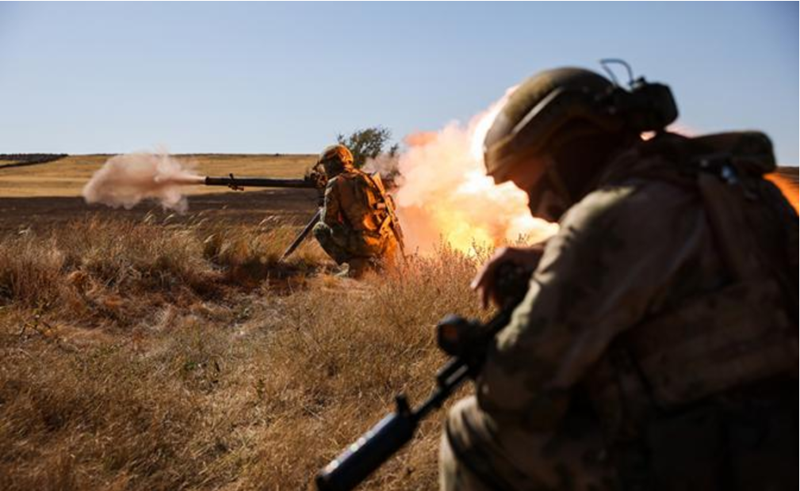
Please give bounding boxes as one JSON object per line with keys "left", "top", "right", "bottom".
{"left": 471, "top": 245, "right": 546, "bottom": 309}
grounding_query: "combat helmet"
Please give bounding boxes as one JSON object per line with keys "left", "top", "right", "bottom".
{"left": 484, "top": 67, "right": 678, "bottom": 186}
{"left": 318, "top": 144, "right": 354, "bottom": 177}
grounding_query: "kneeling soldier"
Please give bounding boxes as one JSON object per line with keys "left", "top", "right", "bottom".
{"left": 312, "top": 144, "right": 402, "bottom": 277}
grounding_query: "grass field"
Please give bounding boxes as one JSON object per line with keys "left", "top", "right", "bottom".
{"left": 0, "top": 155, "right": 797, "bottom": 490}
{"left": 0, "top": 154, "right": 488, "bottom": 490}
{"left": 0, "top": 218, "right": 485, "bottom": 491}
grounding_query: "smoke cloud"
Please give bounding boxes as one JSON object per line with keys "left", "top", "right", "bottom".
{"left": 363, "top": 153, "right": 400, "bottom": 178}
{"left": 392, "top": 93, "right": 558, "bottom": 255}
{"left": 82, "top": 152, "right": 204, "bottom": 212}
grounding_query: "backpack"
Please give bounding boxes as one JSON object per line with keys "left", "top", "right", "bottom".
{"left": 591, "top": 132, "right": 799, "bottom": 490}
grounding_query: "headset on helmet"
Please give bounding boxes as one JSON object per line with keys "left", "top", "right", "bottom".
{"left": 484, "top": 65, "right": 678, "bottom": 184}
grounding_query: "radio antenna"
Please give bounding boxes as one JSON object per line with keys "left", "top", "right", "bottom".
{"left": 600, "top": 59, "right": 635, "bottom": 87}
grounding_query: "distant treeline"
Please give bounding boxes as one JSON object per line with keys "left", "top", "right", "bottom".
{"left": 0, "top": 154, "right": 69, "bottom": 170}
{"left": 0, "top": 153, "right": 69, "bottom": 165}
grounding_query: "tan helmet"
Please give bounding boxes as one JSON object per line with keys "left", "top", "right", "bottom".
{"left": 319, "top": 144, "right": 354, "bottom": 168}
{"left": 483, "top": 68, "right": 622, "bottom": 185}
{"left": 483, "top": 67, "right": 678, "bottom": 187}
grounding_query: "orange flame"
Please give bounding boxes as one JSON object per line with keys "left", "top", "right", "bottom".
{"left": 766, "top": 172, "right": 799, "bottom": 213}
{"left": 394, "top": 90, "right": 558, "bottom": 255}
{"left": 392, "top": 107, "right": 797, "bottom": 256}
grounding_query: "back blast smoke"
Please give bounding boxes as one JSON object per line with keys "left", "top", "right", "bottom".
{"left": 82, "top": 152, "right": 204, "bottom": 212}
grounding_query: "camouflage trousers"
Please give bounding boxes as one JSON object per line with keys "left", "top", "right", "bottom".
{"left": 312, "top": 222, "right": 398, "bottom": 266}
{"left": 440, "top": 396, "right": 616, "bottom": 491}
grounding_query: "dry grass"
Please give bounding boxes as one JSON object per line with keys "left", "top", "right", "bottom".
{"left": 0, "top": 154, "right": 316, "bottom": 198}
{"left": 0, "top": 217, "right": 485, "bottom": 490}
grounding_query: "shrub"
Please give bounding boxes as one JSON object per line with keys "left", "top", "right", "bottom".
{"left": 336, "top": 127, "right": 399, "bottom": 169}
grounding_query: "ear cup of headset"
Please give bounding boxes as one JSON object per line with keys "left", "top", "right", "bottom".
{"left": 618, "top": 82, "right": 679, "bottom": 132}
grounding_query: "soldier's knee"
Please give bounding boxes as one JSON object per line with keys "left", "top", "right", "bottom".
{"left": 312, "top": 222, "right": 330, "bottom": 241}
{"left": 439, "top": 430, "right": 459, "bottom": 491}
{"left": 447, "top": 397, "right": 481, "bottom": 434}
{"left": 439, "top": 423, "right": 492, "bottom": 491}
{"left": 313, "top": 223, "right": 352, "bottom": 264}
{"left": 443, "top": 397, "right": 480, "bottom": 463}
{"left": 438, "top": 398, "right": 495, "bottom": 491}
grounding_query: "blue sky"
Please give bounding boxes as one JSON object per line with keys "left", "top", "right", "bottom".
{"left": 0, "top": 2, "right": 797, "bottom": 164}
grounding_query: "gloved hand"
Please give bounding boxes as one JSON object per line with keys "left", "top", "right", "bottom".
{"left": 471, "top": 243, "right": 547, "bottom": 309}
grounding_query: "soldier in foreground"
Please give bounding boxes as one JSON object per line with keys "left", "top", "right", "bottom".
{"left": 441, "top": 68, "right": 798, "bottom": 490}
{"left": 312, "top": 144, "right": 402, "bottom": 277}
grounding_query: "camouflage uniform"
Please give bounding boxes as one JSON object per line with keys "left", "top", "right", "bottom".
{"left": 312, "top": 167, "right": 399, "bottom": 273}
{"left": 442, "top": 133, "right": 798, "bottom": 490}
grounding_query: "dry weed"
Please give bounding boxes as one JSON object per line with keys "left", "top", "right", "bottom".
{"left": 0, "top": 217, "right": 486, "bottom": 490}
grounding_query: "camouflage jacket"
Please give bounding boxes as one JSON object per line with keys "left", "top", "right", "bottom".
{"left": 476, "top": 133, "right": 798, "bottom": 434}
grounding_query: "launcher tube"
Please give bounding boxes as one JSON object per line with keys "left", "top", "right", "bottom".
{"left": 204, "top": 176, "right": 315, "bottom": 189}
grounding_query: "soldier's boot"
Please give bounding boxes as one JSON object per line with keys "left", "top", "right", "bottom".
{"left": 334, "top": 263, "right": 351, "bottom": 278}
{"left": 346, "top": 258, "right": 373, "bottom": 279}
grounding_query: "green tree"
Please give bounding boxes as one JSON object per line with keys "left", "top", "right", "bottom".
{"left": 336, "top": 127, "right": 399, "bottom": 169}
